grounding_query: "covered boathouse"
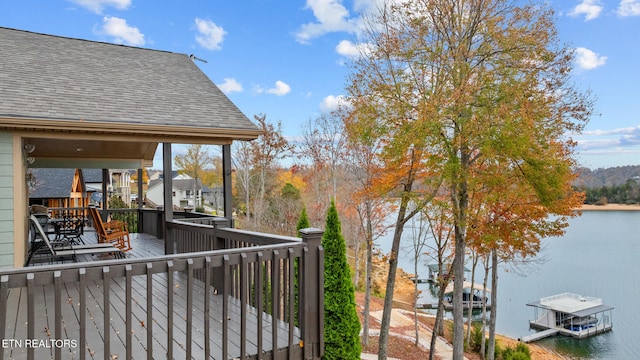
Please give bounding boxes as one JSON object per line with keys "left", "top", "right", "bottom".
{"left": 521, "top": 293, "right": 613, "bottom": 343}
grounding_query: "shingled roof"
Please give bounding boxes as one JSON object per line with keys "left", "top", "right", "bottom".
{"left": 0, "top": 27, "right": 260, "bottom": 141}
{"left": 28, "top": 168, "right": 102, "bottom": 199}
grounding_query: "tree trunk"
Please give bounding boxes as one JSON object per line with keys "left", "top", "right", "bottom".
{"left": 378, "top": 194, "right": 411, "bottom": 360}
{"left": 452, "top": 144, "right": 470, "bottom": 360}
{"left": 354, "top": 237, "right": 361, "bottom": 288}
{"left": 429, "top": 277, "right": 448, "bottom": 360}
{"left": 414, "top": 252, "right": 420, "bottom": 346}
{"left": 362, "top": 201, "right": 374, "bottom": 346}
{"left": 465, "top": 253, "right": 479, "bottom": 348}
{"left": 488, "top": 249, "right": 498, "bottom": 360}
{"left": 480, "top": 256, "right": 490, "bottom": 359}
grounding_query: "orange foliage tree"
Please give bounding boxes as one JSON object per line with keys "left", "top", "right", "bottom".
{"left": 343, "top": 1, "right": 592, "bottom": 359}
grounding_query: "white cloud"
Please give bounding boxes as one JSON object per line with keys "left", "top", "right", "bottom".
{"left": 217, "top": 78, "right": 243, "bottom": 94}
{"left": 267, "top": 81, "right": 291, "bottom": 96}
{"left": 70, "top": 0, "right": 131, "bottom": 14}
{"left": 195, "top": 18, "right": 226, "bottom": 51}
{"left": 574, "top": 47, "right": 607, "bottom": 70}
{"left": 294, "top": 0, "right": 359, "bottom": 44}
{"left": 336, "top": 39, "right": 374, "bottom": 58}
{"left": 617, "top": 0, "right": 640, "bottom": 16}
{"left": 576, "top": 126, "right": 640, "bottom": 151}
{"left": 582, "top": 126, "right": 640, "bottom": 136}
{"left": 320, "top": 95, "right": 348, "bottom": 112}
{"left": 101, "top": 16, "right": 145, "bottom": 46}
{"left": 569, "top": 0, "right": 603, "bottom": 21}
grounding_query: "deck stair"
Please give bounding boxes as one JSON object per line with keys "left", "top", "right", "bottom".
{"left": 519, "top": 328, "right": 560, "bottom": 343}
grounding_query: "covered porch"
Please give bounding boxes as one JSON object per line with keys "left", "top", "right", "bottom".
{"left": 0, "top": 27, "right": 325, "bottom": 359}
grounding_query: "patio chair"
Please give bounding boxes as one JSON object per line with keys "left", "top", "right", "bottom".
{"left": 27, "top": 215, "right": 124, "bottom": 265}
{"left": 88, "top": 207, "right": 132, "bottom": 251}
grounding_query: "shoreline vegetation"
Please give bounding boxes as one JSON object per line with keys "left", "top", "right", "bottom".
{"left": 578, "top": 203, "right": 640, "bottom": 211}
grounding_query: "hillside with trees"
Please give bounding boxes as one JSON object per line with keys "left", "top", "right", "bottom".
{"left": 574, "top": 165, "right": 640, "bottom": 188}
{"left": 574, "top": 166, "right": 640, "bottom": 204}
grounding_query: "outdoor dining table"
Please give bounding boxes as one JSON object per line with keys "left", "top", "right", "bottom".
{"left": 46, "top": 207, "right": 88, "bottom": 245}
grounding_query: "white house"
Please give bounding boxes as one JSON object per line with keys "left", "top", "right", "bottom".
{"left": 146, "top": 174, "right": 203, "bottom": 210}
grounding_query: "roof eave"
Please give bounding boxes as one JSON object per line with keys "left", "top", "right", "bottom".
{"left": 0, "top": 116, "right": 262, "bottom": 142}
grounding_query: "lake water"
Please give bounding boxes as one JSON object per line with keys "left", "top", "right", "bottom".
{"left": 377, "top": 211, "right": 640, "bottom": 359}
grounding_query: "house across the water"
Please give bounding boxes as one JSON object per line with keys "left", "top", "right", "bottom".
{"left": 521, "top": 293, "right": 614, "bottom": 343}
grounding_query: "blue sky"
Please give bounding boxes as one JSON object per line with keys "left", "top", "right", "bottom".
{"left": 1, "top": 0, "right": 639, "bottom": 169}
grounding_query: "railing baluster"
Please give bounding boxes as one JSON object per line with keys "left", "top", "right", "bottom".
{"left": 271, "top": 250, "right": 280, "bottom": 358}
{"left": 240, "top": 253, "right": 247, "bottom": 360}
{"left": 26, "top": 273, "right": 34, "bottom": 360}
{"left": 288, "top": 249, "right": 295, "bottom": 359}
{"left": 0, "top": 275, "right": 7, "bottom": 360}
{"left": 146, "top": 263, "right": 153, "bottom": 360}
{"left": 186, "top": 259, "right": 194, "bottom": 359}
{"left": 222, "top": 255, "right": 230, "bottom": 360}
{"left": 79, "top": 268, "right": 86, "bottom": 360}
{"left": 204, "top": 256, "right": 212, "bottom": 360}
{"left": 103, "top": 267, "right": 111, "bottom": 360}
{"left": 125, "top": 265, "right": 133, "bottom": 360}
{"left": 54, "top": 271, "right": 62, "bottom": 360}
{"left": 255, "top": 252, "right": 264, "bottom": 360}
{"left": 166, "top": 260, "right": 174, "bottom": 359}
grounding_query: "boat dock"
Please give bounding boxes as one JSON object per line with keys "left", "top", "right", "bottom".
{"left": 523, "top": 293, "right": 614, "bottom": 342}
{"left": 519, "top": 328, "right": 560, "bottom": 343}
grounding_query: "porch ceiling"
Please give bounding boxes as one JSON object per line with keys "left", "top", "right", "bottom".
{"left": 26, "top": 137, "right": 157, "bottom": 169}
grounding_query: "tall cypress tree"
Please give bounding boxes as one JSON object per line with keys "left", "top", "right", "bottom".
{"left": 297, "top": 205, "right": 310, "bottom": 234}
{"left": 322, "top": 200, "right": 361, "bottom": 360}
{"left": 293, "top": 206, "right": 310, "bottom": 326}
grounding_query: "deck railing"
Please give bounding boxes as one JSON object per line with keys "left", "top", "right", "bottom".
{"left": 4, "top": 223, "right": 324, "bottom": 360}
{"left": 166, "top": 217, "right": 325, "bottom": 359}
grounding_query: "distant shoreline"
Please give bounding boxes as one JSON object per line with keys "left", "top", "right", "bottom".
{"left": 578, "top": 204, "right": 640, "bottom": 211}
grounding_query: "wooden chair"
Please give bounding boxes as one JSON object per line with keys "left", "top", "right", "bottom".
{"left": 27, "top": 215, "right": 123, "bottom": 265}
{"left": 88, "top": 207, "right": 132, "bottom": 251}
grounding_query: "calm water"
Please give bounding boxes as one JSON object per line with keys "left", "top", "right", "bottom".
{"left": 378, "top": 211, "right": 640, "bottom": 359}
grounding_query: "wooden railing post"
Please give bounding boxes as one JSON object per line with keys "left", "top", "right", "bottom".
{"left": 211, "top": 218, "right": 232, "bottom": 291}
{"left": 299, "top": 228, "right": 324, "bottom": 360}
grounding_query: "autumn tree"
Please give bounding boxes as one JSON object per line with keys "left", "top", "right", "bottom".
{"left": 174, "top": 144, "right": 214, "bottom": 208}
{"left": 343, "top": 133, "right": 392, "bottom": 346}
{"left": 174, "top": 144, "right": 212, "bottom": 181}
{"left": 130, "top": 168, "right": 149, "bottom": 185}
{"left": 232, "top": 114, "right": 292, "bottom": 230}
{"left": 344, "top": 1, "right": 591, "bottom": 359}
{"left": 299, "top": 113, "right": 346, "bottom": 224}
{"left": 465, "top": 156, "right": 584, "bottom": 358}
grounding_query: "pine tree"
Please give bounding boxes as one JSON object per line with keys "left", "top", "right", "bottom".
{"left": 293, "top": 206, "right": 310, "bottom": 326}
{"left": 322, "top": 200, "right": 361, "bottom": 360}
{"left": 297, "top": 205, "right": 310, "bottom": 234}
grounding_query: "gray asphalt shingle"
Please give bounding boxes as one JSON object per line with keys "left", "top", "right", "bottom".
{"left": 0, "top": 27, "right": 257, "bottom": 133}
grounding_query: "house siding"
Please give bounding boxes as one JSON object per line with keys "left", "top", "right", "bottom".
{"left": 0, "top": 134, "right": 13, "bottom": 269}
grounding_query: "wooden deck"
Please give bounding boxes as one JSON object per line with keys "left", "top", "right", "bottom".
{"left": 8, "top": 231, "right": 304, "bottom": 360}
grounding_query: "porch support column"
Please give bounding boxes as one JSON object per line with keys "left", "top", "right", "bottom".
{"left": 163, "top": 143, "right": 174, "bottom": 254}
{"left": 137, "top": 168, "right": 143, "bottom": 231}
{"left": 222, "top": 143, "right": 233, "bottom": 227}
{"left": 101, "top": 169, "right": 109, "bottom": 219}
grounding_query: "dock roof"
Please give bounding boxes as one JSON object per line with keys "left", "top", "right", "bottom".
{"left": 526, "top": 293, "right": 614, "bottom": 317}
